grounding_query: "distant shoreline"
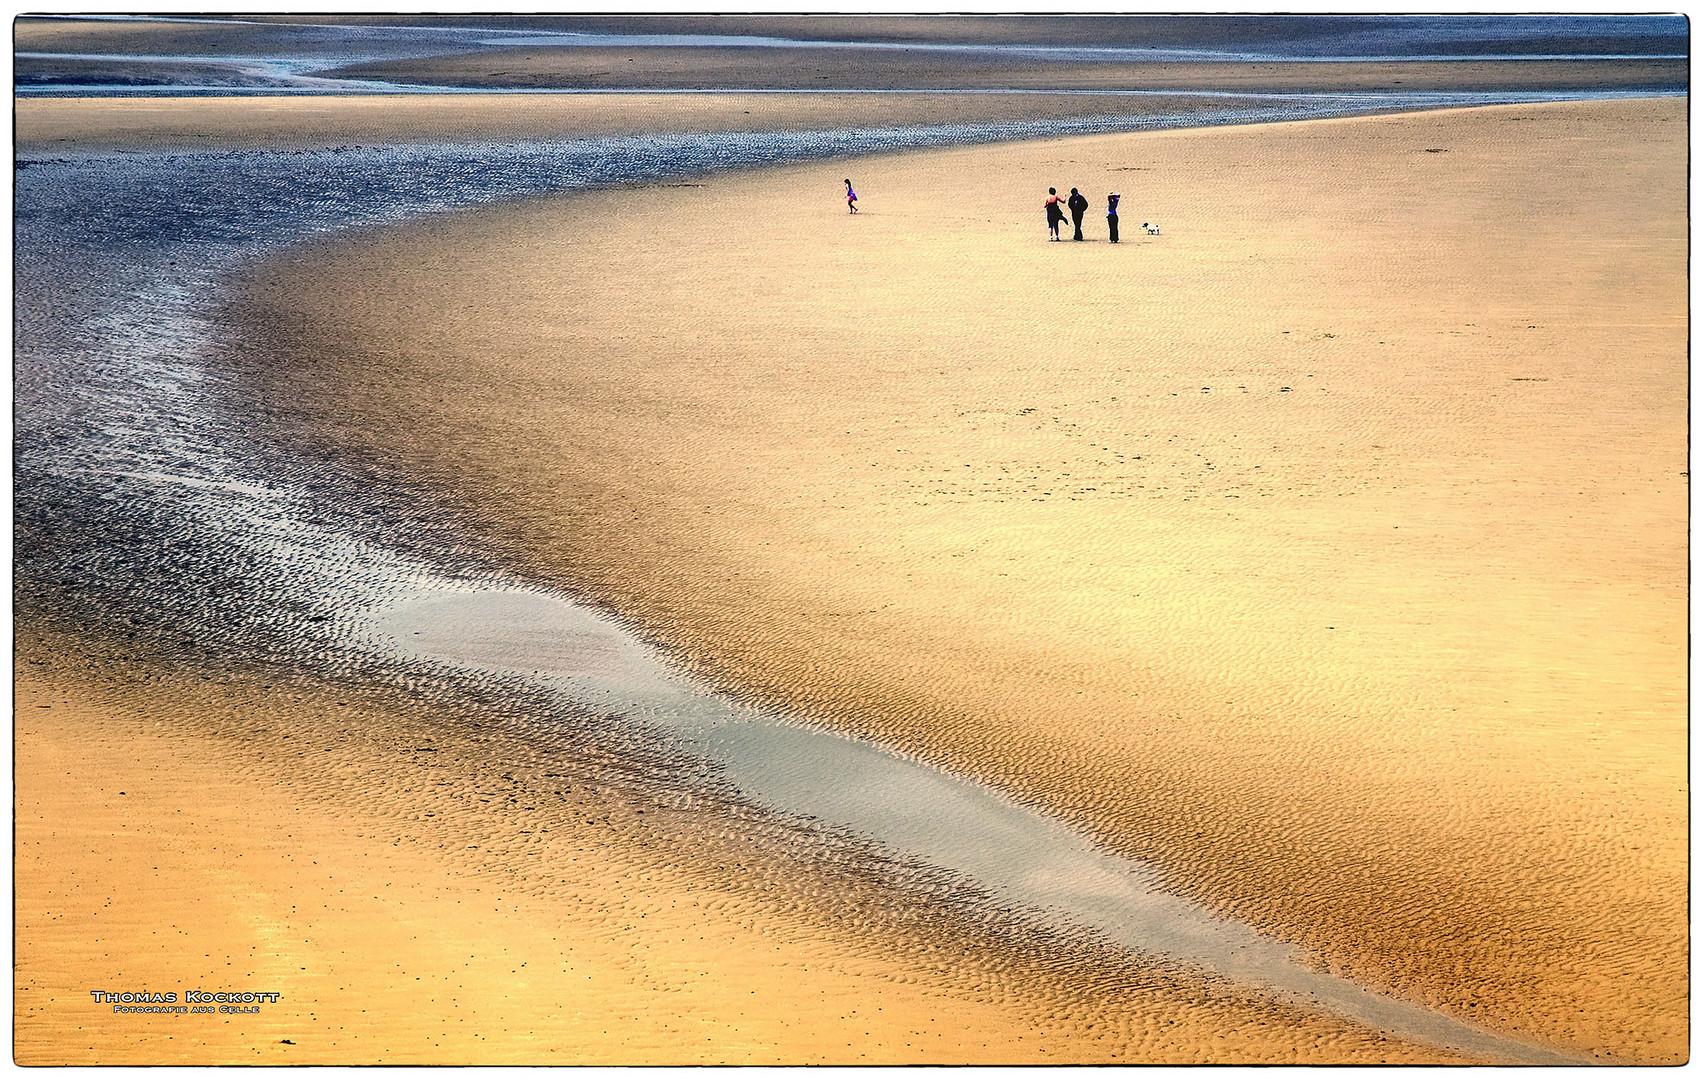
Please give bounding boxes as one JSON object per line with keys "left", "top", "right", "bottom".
{"left": 15, "top": 13, "right": 1686, "bottom": 97}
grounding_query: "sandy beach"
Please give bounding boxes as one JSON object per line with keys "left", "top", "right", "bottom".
{"left": 222, "top": 96, "right": 1687, "bottom": 1062}
{"left": 18, "top": 621, "right": 1462, "bottom": 1065}
{"left": 14, "top": 84, "right": 1513, "bottom": 1065}
{"left": 13, "top": 36, "right": 1687, "bottom": 1061}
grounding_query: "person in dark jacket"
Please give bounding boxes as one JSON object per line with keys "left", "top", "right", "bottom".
{"left": 1067, "top": 187, "right": 1090, "bottom": 241}
{"left": 1106, "top": 192, "right": 1121, "bottom": 243}
{"left": 1044, "top": 187, "right": 1067, "bottom": 241}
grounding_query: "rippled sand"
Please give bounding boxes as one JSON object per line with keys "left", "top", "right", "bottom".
{"left": 17, "top": 86, "right": 1516, "bottom": 1066}
{"left": 18, "top": 625, "right": 1462, "bottom": 1065}
{"left": 230, "top": 98, "right": 1688, "bottom": 1062}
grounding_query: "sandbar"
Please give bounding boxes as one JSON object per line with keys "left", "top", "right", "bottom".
{"left": 228, "top": 96, "right": 1688, "bottom": 1063}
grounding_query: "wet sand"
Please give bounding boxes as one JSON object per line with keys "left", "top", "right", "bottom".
{"left": 17, "top": 623, "right": 1463, "bottom": 1065}
{"left": 323, "top": 47, "right": 1683, "bottom": 94}
{"left": 227, "top": 96, "right": 1687, "bottom": 1063}
{"left": 23, "top": 13, "right": 1676, "bottom": 95}
{"left": 20, "top": 13, "right": 1689, "bottom": 58}
{"left": 12, "top": 92, "right": 1319, "bottom": 154}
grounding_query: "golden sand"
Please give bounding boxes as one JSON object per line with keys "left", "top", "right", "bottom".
{"left": 229, "top": 97, "right": 1688, "bottom": 1062}
{"left": 15, "top": 84, "right": 1484, "bottom": 1066}
{"left": 16, "top": 629, "right": 1461, "bottom": 1064}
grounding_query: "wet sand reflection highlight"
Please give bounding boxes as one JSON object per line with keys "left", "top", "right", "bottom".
{"left": 371, "top": 586, "right": 1582, "bottom": 1066}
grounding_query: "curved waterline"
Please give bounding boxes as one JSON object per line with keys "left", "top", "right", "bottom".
{"left": 16, "top": 113, "right": 1623, "bottom": 1063}
{"left": 368, "top": 586, "right": 1583, "bottom": 1066}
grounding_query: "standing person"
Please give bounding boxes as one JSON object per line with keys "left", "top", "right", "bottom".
{"left": 1044, "top": 187, "right": 1066, "bottom": 241}
{"left": 1106, "top": 192, "right": 1121, "bottom": 243}
{"left": 1067, "top": 187, "right": 1090, "bottom": 241}
{"left": 844, "top": 178, "right": 858, "bottom": 213}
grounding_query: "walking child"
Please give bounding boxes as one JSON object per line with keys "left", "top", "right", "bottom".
{"left": 845, "top": 178, "right": 858, "bottom": 213}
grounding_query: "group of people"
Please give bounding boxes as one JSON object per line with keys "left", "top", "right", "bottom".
{"left": 1045, "top": 187, "right": 1121, "bottom": 242}
{"left": 842, "top": 178, "right": 1128, "bottom": 244}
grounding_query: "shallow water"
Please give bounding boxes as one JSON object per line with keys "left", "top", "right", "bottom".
{"left": 15, "top": 14, "right": 1687, "bottom": 94}
{"left": 15, "top": 110, "right": 1634, "bottom": 1061}
{"left": 370, "top": 587, "right": 1580, "bottom": 1065}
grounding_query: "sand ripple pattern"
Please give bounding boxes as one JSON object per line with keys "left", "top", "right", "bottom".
{"left": 365, "top": 586, "right": 1578, "bottom": 1064}
{"left": 15, "top": 101, "right": 1667, "bottom": 1064}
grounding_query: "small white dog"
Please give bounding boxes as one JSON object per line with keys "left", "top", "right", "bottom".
{"left": 1142, "top": 221, "right": 1161, "bottom": 235}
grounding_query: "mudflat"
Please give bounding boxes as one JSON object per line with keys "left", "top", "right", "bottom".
{"left": 320, "top": 47, "right": 1683, "bottom": 94}
{"left": 229, "top": 96, "right": 1688, "bottom": 1063}
{"left": 12, "top": 92, "right": 1316, "bottom": 153}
